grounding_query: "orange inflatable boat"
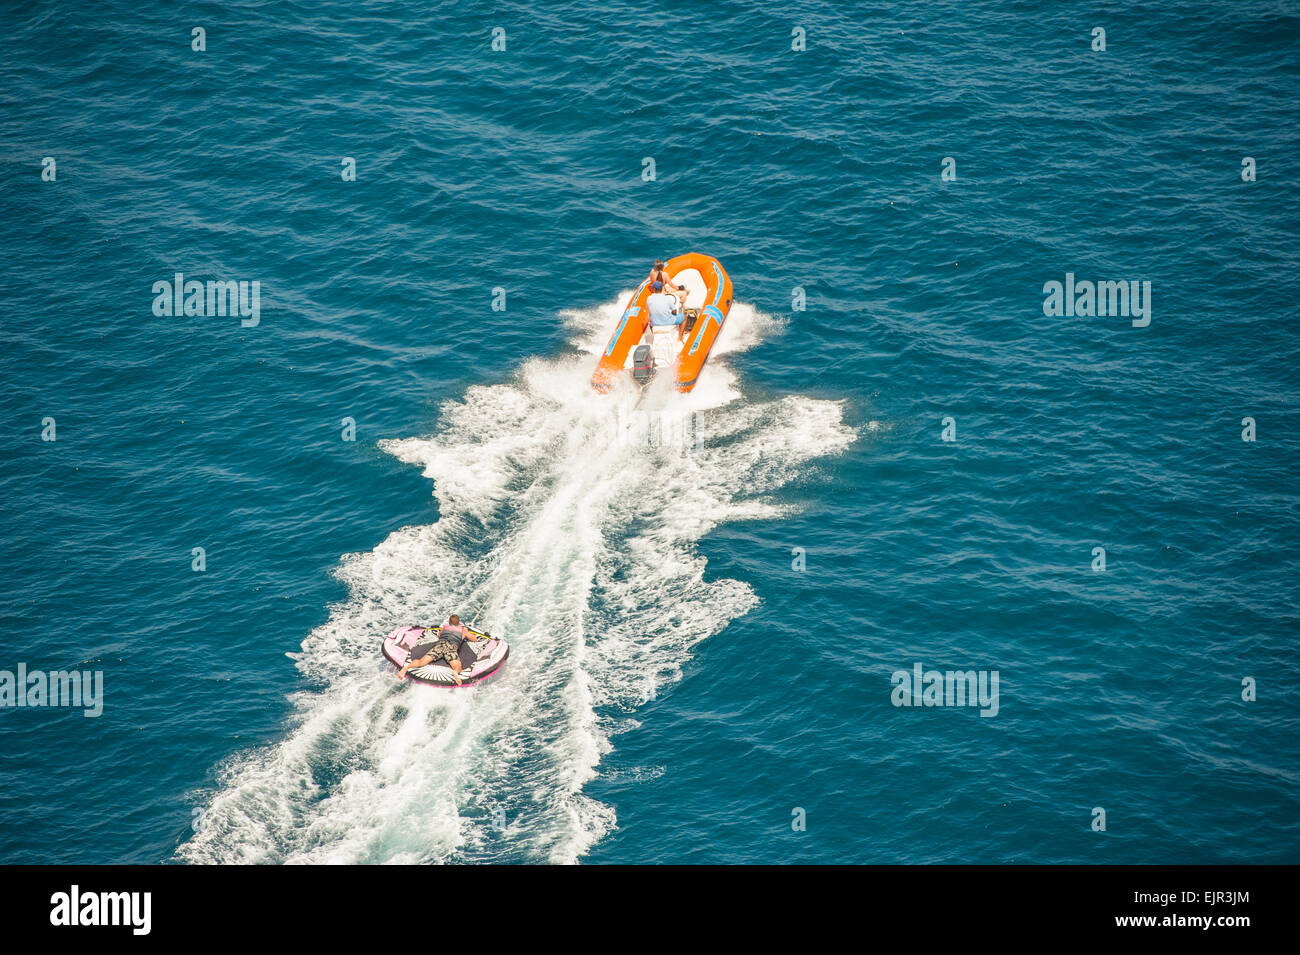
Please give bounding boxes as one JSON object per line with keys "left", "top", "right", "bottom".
{"left": 591, "top": 253, "right": 733, "bottom": 393}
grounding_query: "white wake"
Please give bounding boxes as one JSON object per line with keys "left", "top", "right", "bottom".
{"left": 176, "top": 298, "right": 855, "bottom": 864}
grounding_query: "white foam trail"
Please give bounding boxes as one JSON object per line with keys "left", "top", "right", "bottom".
{"left": 177, "top": 297, "right": 855, "bottom": 864}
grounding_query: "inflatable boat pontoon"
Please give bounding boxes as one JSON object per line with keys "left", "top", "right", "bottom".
{"left": 381, "top": 624, "right": 509, "bottom": 687}
{"left": 591, "top": 253, "right": 733, "bottom": 393}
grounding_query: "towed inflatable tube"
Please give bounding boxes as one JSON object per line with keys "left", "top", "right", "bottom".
{"left": 381, "top": 624, "right": 510, "bottom": 688}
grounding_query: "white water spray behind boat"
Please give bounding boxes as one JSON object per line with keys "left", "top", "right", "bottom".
{"left": 176, "top": 296, "right": 856, "bottom": 864}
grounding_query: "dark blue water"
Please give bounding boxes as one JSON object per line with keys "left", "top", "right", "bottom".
{"left": 1, "top": 0, "right": 1297, "bottom": 863}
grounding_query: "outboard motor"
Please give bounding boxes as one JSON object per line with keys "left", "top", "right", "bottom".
{"left": 631, "top": 344, "right": 655, "bottom": 384}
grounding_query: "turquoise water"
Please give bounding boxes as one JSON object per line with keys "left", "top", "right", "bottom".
{"left": 1, "top": 0, "right": 1298, "bottom": 863}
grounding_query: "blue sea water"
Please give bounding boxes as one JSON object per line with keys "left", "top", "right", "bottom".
{"left": 1, "top": 0, "right": 1298, "bottom": 864}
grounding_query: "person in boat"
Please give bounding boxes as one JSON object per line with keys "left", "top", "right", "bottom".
{"left": 647, "top": 259, "right": 688, "bottom": 307}
{"left": 398, "top": 614, "right": 479, "bottom": 684}
{"left": 644, "top": 290, "right": 685, "bottom": 345}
